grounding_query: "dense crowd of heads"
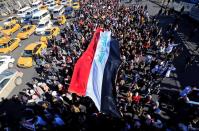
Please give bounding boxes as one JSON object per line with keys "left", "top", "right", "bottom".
{"left": 0, "top": 0, "right": 198, "bottom": 131}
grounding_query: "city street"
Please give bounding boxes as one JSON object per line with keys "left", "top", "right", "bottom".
{"left": 0, "top": 21, "right": 40, "bottom": 98}
{"left": 7, "top": 33, "right": 40, "bottom": 98}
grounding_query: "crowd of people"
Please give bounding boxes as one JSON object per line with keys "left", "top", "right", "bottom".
{"left": 0, "top": 0, "right": 198, "bottom": 130}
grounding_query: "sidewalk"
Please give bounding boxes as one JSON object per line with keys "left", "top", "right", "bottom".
{"left": 149, "top": 0, "right": 199, "bottom": 56}
{"left": 148, "top": 1, "right": 199, "bottom": 89}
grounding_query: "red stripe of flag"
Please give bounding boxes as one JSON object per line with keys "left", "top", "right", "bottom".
{"left": 68, "top": 28, "right": 102, "bottom": 96}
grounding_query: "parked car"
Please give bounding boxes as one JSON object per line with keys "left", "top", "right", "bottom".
{"left": 0, "top": 55, "right": 15, "bottom": 74}
{"left": 31, "top": 1, "right": 43, "bottom": 9}
{"left": 4, "top": 16, "right": 19, "bottom": 25}
{"left": 17, "top": 25, "right": 36, "bottom": 39}
{"left": 0, "top": 33, "right": 11, "bottom": 44}
{"left": 61, "top": 0, "right": 72, "bottom": 6}
{"left": 40, "top": 5, "right": 48, "bottom": 10}
{"left": 43, "top": 0, "right": 50, "bottom": 5}
{"left": 0, "top": 38, "right": 21, "bottom": 54}
{"left": 55, "top": 0, "right": 61, "bottom": 4}
{"left": 48, "top": 3, "right": 57, "bottom": 12}
{"left": 72, "top": 1, "right": 80, "bottom": 10}
{"left": 1, "top": 23, "right": 21, "bottom": 36}
{"left": 25, "top": 8, "right": 39, "bottom": 20}
{"left": 52, "top": 5, "right": 64, "bottom": 19}
{"left": 56, "top": 15, "right": 66, "bottom": 25}
{"left": 17, "top": 42, "right": 47, "bottom": 68}
{"left": 0, "top": 69, "right": 23, "bottom": 99}
{"left": 35, "top": 20, "right": 53, "bottom": 35}
{"left": 40, "top": 26, "right": 60, "bottom": 44}
{"left": 45, "top": 0, "right": 55, "bottom": 6}
{"left": 31, "top": 10, "right": 51, "bottom": 25}
{"left": 20, "top": 17, "right": 32, "bottom": 25}
{"left": 17, "top": 6, "right": 31, "bottom": 18}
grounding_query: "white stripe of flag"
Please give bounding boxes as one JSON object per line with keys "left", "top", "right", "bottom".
{"left": 86, "top": 31, "right": 111, "bottom": 111}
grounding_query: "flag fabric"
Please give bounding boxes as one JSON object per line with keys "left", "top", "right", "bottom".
{"left": 100, "top": 39, "right": 121, "bottom": 118}
{"left": 85, "top": 31, "right": 111, "bottom": 111}
{"left": 69, "top": 30, "right": 121, "bottom": 117}
{"left": 69, "top": 28, "right": 102, "bottom": 96}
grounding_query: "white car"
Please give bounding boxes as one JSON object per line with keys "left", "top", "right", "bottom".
{"left": 17, "top": 6, "right": 31, "bottom": 18}
{"left": 0, "top": 69, "right": 23, "bottom": 99}
{"left": 4, "top": 16, "right": 18, "bottom": 25}
{"left": 48, "top": 3, "right": 57, "bottom": 12}
{"left": 46, "top": 0, "right": 55, "bottom": 6}
{"left": 43, "top": 0, "right": 49, "bottom": 5}
{"left": 0, "top": 56, "right": 15, "bottom": 74}
{"left": 61, "top": 0, "right": 67, "bottom": 5}
{"left": 35, "top": 20, "right": 53, "bottom": 35}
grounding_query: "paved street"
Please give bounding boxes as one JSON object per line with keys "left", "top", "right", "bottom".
{"left": 0, "top": 21, "right": 40, "bottom": 98}
{"left": 0, "top": 17, "right": 77, "bottom": 99}
{"left": 7, "top": 33, "right": 40, "bottom": 98}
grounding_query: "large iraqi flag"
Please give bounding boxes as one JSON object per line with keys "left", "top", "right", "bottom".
{"left": 68, "top": 28, "right": 121, "bottom": 117}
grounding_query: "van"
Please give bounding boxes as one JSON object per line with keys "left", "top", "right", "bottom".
{"left": 52, "top": 5, "right": 64, "bottom": 19}
{"left": 17, "top": 6, "right": 31, "bottom": 18}
{"left": 31, "top": 10, "right": 51, "bottom": 25}
{"left": 46, "top": 0, "right": 55, "bottom": 6}
{"left": 48, "top": 2, "right": 57, "bottom": 12}
{"left": 61, "top": 0, "right": 67, "bottom": 5}
{"left": 35, "top": 20, "right": 53, "bottom": 35}
{"left": 25, "top": 8, "right": 39, "bottom": 19}
{"left": 61, "top": 0, "right": 72, "bottom": 6}
{"left": 43, "top": 0, "right": 49, "bottom": 5}
{"left": 31, "top": 1, "right": 42, "bottom": 9}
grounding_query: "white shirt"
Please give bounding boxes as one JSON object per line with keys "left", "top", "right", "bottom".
{"left": 159, "top": 46, "right": 165, "bottom": 53}
{"left": 165, "top": 66, "right": 176, "bottom": 77}
{"left": 165, "top": 42, "right": 178, "bottom": 54}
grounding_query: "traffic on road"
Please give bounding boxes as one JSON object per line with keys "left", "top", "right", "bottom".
{"left": 0, "top": 0, "right": 79, "bottom": 98}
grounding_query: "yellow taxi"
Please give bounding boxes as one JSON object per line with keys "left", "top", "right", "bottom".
{"left": 0, "top": 38, "right": 21, "bottom": 54}
{"left": 0, "top": 33, "right": 11, "bottom": 44}
{"left": 17, "top": 25, "right": 36, "bottom": 39}
{"left": 56, "top": 15, "right": 66, "bottom": 25}
{"left": 40, "top": 5, "right": 48, "bottom": 10}
{"left": 55, "top": 0, "right": 61, "bottom": 5}
{"left": 0, "top": 26, "right": 2, "bottom": 31}
{"left": 72, "top": 2, "right": 80, "bottom": 10}
{"left": 4, "top": 16, "right": 19, "bottom": 25}
{"left": 17, "top": 42, "right": 47, "bottom": 68}
{"left": 1, "top": 23, "right": 21, "bottom": 36}
{"left": 40, "top": 27, "right": 60, "bottom": 44}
